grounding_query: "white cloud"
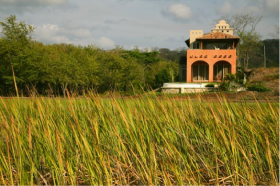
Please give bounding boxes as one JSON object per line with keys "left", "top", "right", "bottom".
{"left": 167, "top": 4, "right": 192, "bottom": 20}
{"left": 33, "top": 24, "right": 115, "bottom": 49}
{"left": 97, "top": 37, "right": 115, "bottom": 49}
{"left": 34, "top": 24, "right": 71, "bottom": 43}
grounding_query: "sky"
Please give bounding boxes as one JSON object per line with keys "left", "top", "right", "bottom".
{"left": 0, "top": 0, "right": 279, "bottom": 50}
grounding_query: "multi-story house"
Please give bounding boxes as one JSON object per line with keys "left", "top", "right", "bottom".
{"left": 182, "top": 20, "right": 240, "bottom": 83}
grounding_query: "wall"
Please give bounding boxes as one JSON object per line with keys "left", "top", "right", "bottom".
{"left": 190, "top": 30, "right": 203, "bottom": 48}
{"left": 186, "top": 49, "right": 237, "bottom": 82}
{"left": 161, "top": 87, "right": 218, "bottom": 94}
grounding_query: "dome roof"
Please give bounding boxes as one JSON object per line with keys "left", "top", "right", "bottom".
{"left": 219, "top": 20, "right": 227, "bottom": 24}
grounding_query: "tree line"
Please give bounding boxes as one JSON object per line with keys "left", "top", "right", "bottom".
{"left": 248, "top": 39, "right": 279, "bottom": 68}
{"left": 0, "top": 15, "right": 184, "bottom": 96}
{"left": 0, "top": 15, "right": 278, "bottom": 96}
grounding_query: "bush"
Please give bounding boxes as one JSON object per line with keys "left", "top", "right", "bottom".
{"left": 219, "top": 82, "right": 229, "bottom": 91}
{"left": 247, "top": 84, "right": 270, "bottom": 92}
{"left": 154, "top": 69, "right": 171, "bottom": 88}
{"left": 225, "top": 73, "right": 236, "bottom": 81}
{"left": 265, "top": 74, "right": 279, "bottom": 80}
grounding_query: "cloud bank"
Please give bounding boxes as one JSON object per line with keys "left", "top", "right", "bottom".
{"left": 34, "top": 24, "right": 115, "bottom": 49}
{"left": 161, "top": 3, "right": 192, "bottom": 23}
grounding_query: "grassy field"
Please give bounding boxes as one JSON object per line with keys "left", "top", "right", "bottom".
{"left": 0, "top": 92, "right": 279, "bottom": 185}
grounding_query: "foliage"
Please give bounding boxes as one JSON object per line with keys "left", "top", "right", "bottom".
{"left": 0, "top": 15, "right": 34, "bottom": 96}
{"left": 219, "top": 81, "right": 229, "bottom": 91}
{"left": 236, "top": 39, "right": 279, "bottom": 69}
{"left": 247, "top": 81, "right": 270, "bottom": 92}
{"left": 224, "top": 73, "right": 236, "bottom": 81}
{"left": 261, "top": 39, "right": 279, "bottom": 68}
{"left": 0, "top": 93, "right": 278, "bottom": 185}
{"left": 121, "top": 48, "right": 161, "bottom": 67}
{"left": 0, "top": 16, "right": 182, "bottom": 96}
{"left": 238, "top": 31, "right": 263, "bottom": 69}
{"left": 154, "top": 69, "right": 171, "bottom": 88}
{"left": 156, "top": 47, "right": 187, "bottom": 63}
{"left": 265, "top": 74, "right": 279, "bottom": 80}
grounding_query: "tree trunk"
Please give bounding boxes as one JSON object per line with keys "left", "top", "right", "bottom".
{"left": 61, "top": 83, "right": 68, "bottom": 97}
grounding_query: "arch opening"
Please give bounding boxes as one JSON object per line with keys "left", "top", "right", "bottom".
{"left": 192, "top": 61, "right": 209, "bottom": 82}
{"left": 213, "top": 61, "right": 231, "bottom": 81}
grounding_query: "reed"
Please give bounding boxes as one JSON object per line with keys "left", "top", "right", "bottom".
{"left": 0, "top": 92, "right": 278, "bottom": 185}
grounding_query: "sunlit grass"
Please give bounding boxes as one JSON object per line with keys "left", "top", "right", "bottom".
{"left": 0, "top": 92, "right": 278, "bottom": 185}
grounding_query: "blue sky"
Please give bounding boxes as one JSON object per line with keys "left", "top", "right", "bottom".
{"left": 0, "top": 0, "right": 278, "bottom": 50}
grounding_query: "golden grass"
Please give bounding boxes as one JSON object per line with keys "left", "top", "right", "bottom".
{"left": 0, "top": 92, "right": 278, "bottom": 185}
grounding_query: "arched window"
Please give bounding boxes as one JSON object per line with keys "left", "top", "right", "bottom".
{"left": 192, "top": 61, "right": 209, "bottom": 81}
{"left": 214, "top": 61, "right": 231, "bottom": 81}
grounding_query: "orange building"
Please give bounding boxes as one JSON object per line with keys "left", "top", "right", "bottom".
{"left": 183, "top": 20, "right": 240, "bottom": 83}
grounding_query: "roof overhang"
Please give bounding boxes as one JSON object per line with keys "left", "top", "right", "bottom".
{"left": 196, "top": 38, "right": 240, "bottom": 46}
{"left": 185, "top": 39, "right": 190, "bottom": 47}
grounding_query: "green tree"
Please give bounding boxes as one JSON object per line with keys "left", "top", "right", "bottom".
{"left": 121, "top": 48, "right": 160, "bottom": 67}
{"left": 145, "top": 61, "right": 178, "bottom": 88}
{"left": 158, "top": 47, "right": 187, "bottom": 62}
{"left": 238, "top": 31, "right": 263, "bottom": 69}
{"left": 0, "top": 15, "right": 34, "bottom": 96}
{"left": 120, "top": 48, "right": 161, "bottom": 86}
{"left": 97, "top": 49, "right": 144, "bottom": 93}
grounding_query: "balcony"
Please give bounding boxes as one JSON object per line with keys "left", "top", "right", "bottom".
{"left": 187, "top": 49, "right": 236, "bottom": 60}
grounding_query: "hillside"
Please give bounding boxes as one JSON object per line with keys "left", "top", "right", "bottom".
{"left": 247, "top": 67, "right": 279, "bottom": 95}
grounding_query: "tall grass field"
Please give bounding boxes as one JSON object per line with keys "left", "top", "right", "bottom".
{"left": 0, "top": 92, "right": 278, "bottom": 185}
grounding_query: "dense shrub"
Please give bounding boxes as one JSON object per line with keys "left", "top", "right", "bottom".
{"left": 219, "top": 82, "right": 229, "bottom": 91}
{"left": 247, "top": 84, "right": 270, "bottom": 92}
{"left": 265, "top": 74, "right": 279, "bottom": 80}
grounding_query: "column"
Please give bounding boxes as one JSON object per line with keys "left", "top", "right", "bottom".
{"left": 231, "top": 63, "right": 236, "bottom": 74}
{"left": 187, "top": 62, "right": 192, "bottom": 82}
{"left": 209, "top": 64, "right": 214, "bottom": 82}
